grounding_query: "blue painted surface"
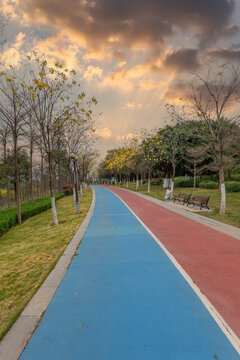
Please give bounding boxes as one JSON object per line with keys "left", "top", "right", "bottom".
{"left": 20, "top": 186, "right": 239, "bottom": 360}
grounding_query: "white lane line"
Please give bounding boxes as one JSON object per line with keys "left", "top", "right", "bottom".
{"left": 108, "top": 187, "right": 240, "bottom": 355}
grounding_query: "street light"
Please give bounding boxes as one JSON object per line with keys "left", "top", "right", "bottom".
{"left": 70, "top": 153, "right": 80, "bottom": 214}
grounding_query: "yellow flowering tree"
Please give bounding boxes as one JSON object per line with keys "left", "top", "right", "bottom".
{"left": 25, "top": 53, "right": 97, "bottom": 225}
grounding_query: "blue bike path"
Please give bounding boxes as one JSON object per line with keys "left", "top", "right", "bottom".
{"left": 20, "top": 186, "right": 239, "bottom": 359}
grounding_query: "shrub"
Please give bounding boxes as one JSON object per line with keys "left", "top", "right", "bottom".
{"left": 230, "top": 174, "right": 240, "bottom": 181}
{"left": 0, "top": 193, "right": 65, "bottom": 236}
{"left": 151, "top": 179, "right": 163, "bottom": 185}
{"left": 225, "top": 181, "right": 240, "bottom": 192}
{"left": 199, "top": 181, "right": 219, "bottom": 189}
{"left": 64, "top": 189, "right": 73, "bottom": 196}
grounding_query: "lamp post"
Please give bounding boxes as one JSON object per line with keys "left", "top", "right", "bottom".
{"left": 70, "top": 153, "right": 80, "bottom": 214}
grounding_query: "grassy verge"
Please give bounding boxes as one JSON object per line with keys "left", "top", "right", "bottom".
{"left": 116, "top": 183, "right": 240, "bottom": 228}
{"left": 0, "top": 188, "right": 92, "bottom": 340}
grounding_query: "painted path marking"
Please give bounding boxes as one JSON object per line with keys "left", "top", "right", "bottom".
{"left": 20, "top": 186, "right": 239, "bottom": 359}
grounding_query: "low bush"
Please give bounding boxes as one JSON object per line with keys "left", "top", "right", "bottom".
{"left": 230, "top": 174, "right": 240, "bottom": 181}
{"left": 64, "top": 189, "right": 73, "bottom": 196}
{"left": 151, "top": 179, "right": 163, "bottom": 185}
{"left": 199, "top": 181, "right": 219, "bottom": 189}
{"left": 225, "top": 181, "right": 240, "bottom": 192}
{"left": 0, "top": 193, "right": 64, "bottom": 236}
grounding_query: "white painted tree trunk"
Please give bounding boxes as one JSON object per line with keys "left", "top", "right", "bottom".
{"left": 126, "top": 180, "right": 129, "bottom": 188}
{"left": 220, "top": 183, "right": 226, "bottom": 215}
{"left": 148, "top": 169, "right": 151, "bottom": 193}
{"left": 219, "top": 166, "right": 226, "bottom": 215}
{"left": 51, "top": 196, "right": 58, "bottom": 226}
{"left": 85, "top": 182, "right": 87, "bottom": 192}
{"left": 136, "top": 178, "right": 139, "bottom": 190}
{"left": 170, "top": 180, "right": 174, "bottom": 199}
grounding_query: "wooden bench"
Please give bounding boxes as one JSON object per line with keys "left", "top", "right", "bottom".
{"left": 173, "top": 193, "right": 191, "bottom": 205}
{"left": 190, "top": 195, "right": 210, "bottom": 210}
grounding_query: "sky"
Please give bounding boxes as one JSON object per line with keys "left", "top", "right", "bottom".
{"left": 1, "top": 0, "right": 240, "bottom": 157}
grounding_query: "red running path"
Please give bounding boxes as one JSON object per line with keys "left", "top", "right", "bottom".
{"left": 107, "top": 186, "right": 240, "bottom": 339}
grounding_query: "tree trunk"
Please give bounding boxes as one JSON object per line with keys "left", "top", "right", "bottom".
{"left": 148, "top": 168, "right": 151, "bottom": 193}
{"left": 219, "top": 165, "right": 226, "bottom": 215}
{"left": 141, "top": 171, "right": 143, "bottom": 186}
{"left": 14, "top": 137, "right": 21, "bottom": 224}
{"left": 170, "top": 164, "right": 176, "bottom": 199}
{"left": 49, "top": 153, "right": 58, "bottom": 225}
{"left": 136, "top": 172, "right": 139, "bottom": 190}
{"left": 3, "top": 142, "right": 11, "bottom": 208}
{"left": 30, "top": 142, "right": 34, "bottom": 203}
{"left": 193, "top": 162, "right": 196, "bottom": 189}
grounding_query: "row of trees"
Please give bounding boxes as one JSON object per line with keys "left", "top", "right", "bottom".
{"left": 99, "top": 65, "right": 240, "bottom": 215}
{"left": 0, "top": 52, "right": 99, "bottom": 225}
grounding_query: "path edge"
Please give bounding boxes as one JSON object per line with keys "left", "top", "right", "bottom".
{"left": 108, "top": 187, "right": 240, "bottom": 355}
{"left": 0, "top": 187, "right": 96, "bottom": 360}
{"left": 110, "top": 187, "right": 240, "bottom": 240}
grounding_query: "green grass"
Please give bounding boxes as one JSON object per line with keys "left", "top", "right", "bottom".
{"left": 0, "top": 189, "right": 92, "bottom": 340}
{"left": 118, "top": 183, "right": 240, "bottom": 228}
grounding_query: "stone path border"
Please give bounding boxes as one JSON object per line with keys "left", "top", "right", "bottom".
{"left": 0, "top": 188, "right": 96, "bottom": 360}
{"left": 122, "top": 188, "right": 240, "bottom": 240}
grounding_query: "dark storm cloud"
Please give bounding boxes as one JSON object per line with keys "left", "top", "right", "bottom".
{"left": 163, "top": 49, "right": 200, "bottom": 73}
{"left": 207, "top": 48, "right": 240, "bottom": 62}
{"left": 20, "top": 0, "right": 237, "bottom": 52}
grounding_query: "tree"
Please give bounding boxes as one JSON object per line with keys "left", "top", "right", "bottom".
{"left": 184, "top": 146, "right": 208, "bottom": 188}
{"left": 0, "top": 123, "right": 11, "bottom": 207}
{"left": 141, "top": 134, "right": 159, "bottom": 193}
{"left": 0, "top": 65, "right": 31, "bottom": 223}
{"left": 25, "top": 53, "right": 97, "bottom": 225}
{"left": 158, "top": 125, "right": 186, "bottom": 197}
{"left": 167, "top": 65, "right": 240, "bottom": 214}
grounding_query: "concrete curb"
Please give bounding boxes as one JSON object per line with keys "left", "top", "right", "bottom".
{"left": 0, "top": 188, "right": 96, "bottom": 360}
{"left": 115, "top": 187, "right": 240, "bottom": 240}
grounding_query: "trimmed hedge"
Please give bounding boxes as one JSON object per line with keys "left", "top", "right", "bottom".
{"left": 225, "top": 181, "right": 240, "bottom": 192}
{"left": 0, "top": 193, "right": 64, "bottom": 236}
{"left": 199, "top": 181, "right": 219, "bottom": 189}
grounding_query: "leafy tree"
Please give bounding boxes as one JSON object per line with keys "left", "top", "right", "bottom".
{"left": 25, "top": 53, "right": 97, "bottom": 225}
{"left": 167, "top": 65, "right": 240, "bottom": 214}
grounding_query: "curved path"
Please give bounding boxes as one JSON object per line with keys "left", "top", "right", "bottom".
{"left": 19, "top": 186, "right": 239, "bottom": 359}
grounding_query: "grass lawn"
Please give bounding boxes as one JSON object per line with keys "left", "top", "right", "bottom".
{"left": 0, "top": 188, "right": 92, "bottom": 340}
{"left": 117, "top": 183, "right": 240, "bottom": 228}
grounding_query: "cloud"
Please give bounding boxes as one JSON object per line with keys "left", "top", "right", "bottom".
{"left": 207, "top": 48, "right": 240, "bottom": 62}
{"left": 1, "top": 32, "right": 25, "bottom": 65}
{"left": 84, "top": 65, "right": 103, "bottom": 80}
{"left": 162, "top": 48, "right": 200, "bottom": 73}
{"left": 17, "top": 0, "right": 237, "bottom": 57}
{"left": 126, "top": 102, "right": 134, "bottom": 108}
{"left": 162, "top": 81, "right": 191, "bottom": 103}
{"left": 34, "top": 33, "right": 80, "bottom": 70}
{"left": 126, "top": 102, "right": 143, "bottom": 109}
{"left": 95, "top": 127, "right": 112, "bottom": 138}
{"left": 116, "top": 132, "right": 135, "bottom": 141}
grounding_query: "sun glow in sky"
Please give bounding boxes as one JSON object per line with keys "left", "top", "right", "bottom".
{"left": 1, "top": 0, "right": 240, "bottom": 156}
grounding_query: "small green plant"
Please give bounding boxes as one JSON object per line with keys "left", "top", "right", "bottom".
{"left": 199, "top": 181, "right": 219, "bottom": 189}
{"left": 225, "top": 181, "right": 240, "bottom": 192}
